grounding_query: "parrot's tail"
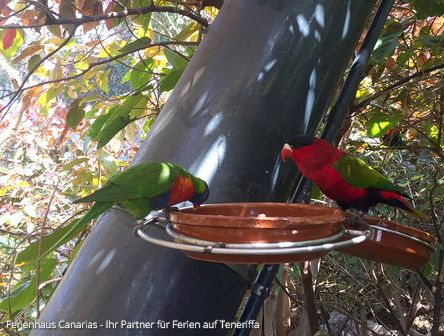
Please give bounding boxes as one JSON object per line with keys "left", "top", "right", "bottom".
{"left": 380, "top": 191, "right": 428, "bottom": 221}
{"left": 41, "top": 202, "right": 113, "bottom": 260}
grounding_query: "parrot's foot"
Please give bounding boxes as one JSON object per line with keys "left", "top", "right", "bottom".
{"left": 344, "top": 210, "right": 368, "bottom": 231}
{"left": 163, "top": 206, "right": 179, "bottom": 219}
{"left": 133, "top": 219, "right": 145, "bottom": 236}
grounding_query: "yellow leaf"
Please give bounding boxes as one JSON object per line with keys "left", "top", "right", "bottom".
{"left": 10, "top": 44, "right": 44, "bottom": 64}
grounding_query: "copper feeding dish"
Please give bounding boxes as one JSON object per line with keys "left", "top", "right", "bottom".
{"left": 136, "top": 203, "right": 434, "bottom": 267}
{"left": 340, "top": 215, "right": 436, "bottom": 269}
{"left": 168, "top": 202, "right": 345, "bottom": 263}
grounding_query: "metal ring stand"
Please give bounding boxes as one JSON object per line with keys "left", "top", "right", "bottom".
{"left": 370, "top": 224, "right": 436, "bottom": 250}
{"left": 136, "top": 217, "right": 374, "bottom": 257}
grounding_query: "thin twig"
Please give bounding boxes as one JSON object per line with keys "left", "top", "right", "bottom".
{"left": 35, "top": 181, "right": 59, "bottom": 319}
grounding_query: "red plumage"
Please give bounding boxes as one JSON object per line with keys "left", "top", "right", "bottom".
{"left": 281, "top": 136, "right": 427, "bottom": 220}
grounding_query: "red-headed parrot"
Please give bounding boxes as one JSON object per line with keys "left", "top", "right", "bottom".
{"left": 280, "top": 135, "right": 427, "bottom": 220}
{"left": 17, "top": 162, "right": 209, "bottom": 262}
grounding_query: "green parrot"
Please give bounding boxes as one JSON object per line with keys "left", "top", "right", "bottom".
{"left": 17, "top": 162, "right": 209, "bottom": 263}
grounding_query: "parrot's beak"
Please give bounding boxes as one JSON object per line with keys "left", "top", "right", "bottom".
{"left": 280, "top": 143, "right": 292, "bottom": 162}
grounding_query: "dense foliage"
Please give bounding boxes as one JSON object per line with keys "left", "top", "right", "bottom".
{"left": 0, "top": 0, "right": 442, "bottom": 335}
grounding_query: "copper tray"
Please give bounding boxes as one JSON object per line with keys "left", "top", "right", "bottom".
{"left": 168, "top": 203, "right": 345, "bottom": 263}
{"left": 339, "top": 215, "right": 435, "bottom": 269}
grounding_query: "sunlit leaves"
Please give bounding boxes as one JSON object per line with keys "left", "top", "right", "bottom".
{"left": 366, "top": 111, "right": 401, "bottom": 138}
{"left": 423, "top": 122, "right": 440, "bottom": 143}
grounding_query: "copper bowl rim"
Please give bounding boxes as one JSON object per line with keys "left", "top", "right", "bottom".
{"left": 169, "top": 202, "right": 345, "bottom": 229}
{"left": 351, "top": 215, "right": 436, "bottom": 246}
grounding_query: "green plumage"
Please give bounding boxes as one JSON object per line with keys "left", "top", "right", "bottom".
{"left": 333, "top": 155, "right": 404, "bottom": 195}
{"left": 17, "top": 162, "right": 208, "bottom": 263}
{"left": 75, "top": 162, "right": 185, "bottom": 204}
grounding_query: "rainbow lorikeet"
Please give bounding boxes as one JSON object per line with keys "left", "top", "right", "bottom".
{"left": 18, "top": 162, "right": 209, "bottom": 262}
{"left": 280, "top": 135, "right": 427, "bottom": 220}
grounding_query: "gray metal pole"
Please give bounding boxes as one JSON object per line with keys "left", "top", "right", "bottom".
{"left": 32, "top": 1, "right": 375, "bottom": 335}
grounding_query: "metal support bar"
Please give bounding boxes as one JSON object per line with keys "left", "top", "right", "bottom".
{"left": 232, "top": 265, "right": 280, "bottom": 336}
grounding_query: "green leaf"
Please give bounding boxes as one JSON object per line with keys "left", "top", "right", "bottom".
{"left": 96, "top": 94, "right": 145, "bottom": 148}
{"left": 310, "top": 184, "right": 322, "bottom": 200}
{"left": 129, "top": 59, "right": 153, "bottom": 89}
{"left": 129, "top": 95, "right": 148, "bottom": 118}
{"left": 370, "top": 29, "right": 402, "bottom": 64}
{"left": 119, "top": 37, "right": 151, "bottom": 54}
{"left": 46, "top": 84, "right": 62, "bottom": 103}
{"left": 421, "top": 261, "right": 434, "bottom": 277}
{"left": 97, "top": 68, "right": 111, "bottom": 94}
{"left": 159, "top": 68, "right": 183, "bottom": 92}
{"left": 66, "top": 99, "right": 85, "bottom": 129}
{"left": 366, "top": 113, "right": 400, "bottom": 137}
{"left": 132, "top": 0, "right": 152, "bottom": 29}
{"left": 0, "top": 257, "right": 56, "bottom": 314}
{"left": 88, "top": 111, "right": 115, "bottom": 140}
{"left": 135, "top": 14, "right": 152, "bottom": 31}
{"left": 28, "top": 54, "right": 42, "bottom": 72}
{"left": 99, "top": 151, "right": 119, "bottom": 174}
{"left": 164, "top": 48, "right": 188, "bottom": 71}
{"left": 423, "top": 122, "right": 439, "bottom": 143}
{"left": 174, "top": 22, "right": 199, "bottom": 41}
{"left": 410, "top": 0, "right": 444, "bottom": 19}
{"left": 419, "top": 35, "right": 444, "bottom": 49}
{"left": 397, "top": 51, "right": 413, "bottom": 66}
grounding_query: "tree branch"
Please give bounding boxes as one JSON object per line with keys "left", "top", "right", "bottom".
{"left": 0, "top": 40, "right": 197, "bottom": 106}
{"left": 0, "top": 5, "right": 208, "bottom": 29}
{"left": 353, "top": 63, "right": 444, "bottom": 111}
